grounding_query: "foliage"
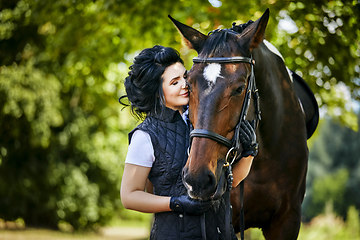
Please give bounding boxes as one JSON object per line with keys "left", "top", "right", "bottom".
{"left": 0, "top": 0, "right": 132, "bottom": 230}
{"left": 274, "top": 0, "right": 360, "bottom": 130}
{"left": 305, "top": 169, "right": 349, "bottom": 219}
{"left": 303, "top": 113, "right": 360, "bottom": 221}
{"left": 0, "top": 0, "right": 359, "bottom": 231}
{"left": 297, "top": 204, "right": 360, "bottom": 240}
{"left": 171, "top": 0, "right": 360, "bottom": 130}
{"left": 246, "top": 204, "right": 360, "bottom": 240}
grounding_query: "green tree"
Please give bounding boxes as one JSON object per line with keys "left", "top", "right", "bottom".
{"left": 0, "top": 0, "right": 133, "bottom": 229}
{"left": 304, "top": 113, "right": 360, "bottom": 221}
{"left": 305, "top": 169, "right": 349, "bottom": 219}
{"left": 276, "top": 0, "right": 360, "bottom": 130}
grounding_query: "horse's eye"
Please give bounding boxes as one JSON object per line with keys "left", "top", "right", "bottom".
{"left": 235, "top": 86, "right": 245, "bottom": 94}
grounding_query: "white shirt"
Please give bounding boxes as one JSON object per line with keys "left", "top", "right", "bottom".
{"left": 125, "top": 130, "right": 155, "bottom": 167}
{"left": 125, "top": 109, "right": 189, "bottom": 167}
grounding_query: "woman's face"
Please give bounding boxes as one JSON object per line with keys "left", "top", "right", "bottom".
{"left": 162, "top": 62, "right": 189, "bottom": 114}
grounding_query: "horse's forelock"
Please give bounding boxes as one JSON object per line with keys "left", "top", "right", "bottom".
{"left": 200, "top": 29, "right": 250, "bottom": 58}
{"left": 200, "top": 30, "right": 233, "bottom": 58}
{"left": 199, "top": 21, "right": 254, "bottom": 58}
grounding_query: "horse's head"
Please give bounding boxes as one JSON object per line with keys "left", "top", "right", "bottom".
{"left": 169, "top": 9, "right": 269, "bottom": 201}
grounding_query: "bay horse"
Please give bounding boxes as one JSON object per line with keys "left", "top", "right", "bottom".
{"left": 169, "top": 9, "right": 319, "bottom": 240}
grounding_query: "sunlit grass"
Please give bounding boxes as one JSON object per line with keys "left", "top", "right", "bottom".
{"left": 0, "top": 206, "right": 359, "bottom": 240}
{"left": 242, "top": 205, "right": 360, "bottom": 240}
{"left": 0, "top": 228, "right": 112, "bottom": 240}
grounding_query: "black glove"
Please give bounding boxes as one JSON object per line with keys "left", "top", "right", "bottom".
{"left": 170, "top": 196, "right": 212, "bottom": 215}
{"left": 239, "top": 120, "right": 258, "bottom": 158}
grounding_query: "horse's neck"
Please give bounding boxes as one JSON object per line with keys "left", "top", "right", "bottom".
{"left": 253, "top": 47, "right": 285, "bottom": 116}
{"left": 253, "top": 45, "right": 297, "bottom": 144}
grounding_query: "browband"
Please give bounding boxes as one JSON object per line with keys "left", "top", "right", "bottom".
{"left": 193, "top": 56, "right": 255, "bottom": 65}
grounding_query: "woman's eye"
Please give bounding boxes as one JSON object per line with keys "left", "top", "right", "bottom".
{"left": 172, "top": 81, "right": 179, "bottom": 86}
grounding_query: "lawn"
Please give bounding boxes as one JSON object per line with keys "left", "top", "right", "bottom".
{"left": 0, "top": 227, "right": 149, "bottom": 240}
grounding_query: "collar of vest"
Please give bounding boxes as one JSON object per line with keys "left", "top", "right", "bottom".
{"left": 150, "top": 107, "right": 183, "bottom": 123}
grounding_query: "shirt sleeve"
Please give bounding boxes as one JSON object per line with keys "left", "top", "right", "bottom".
{"left": 125, "top": 130, "right": 155, "bottom": 168}
{"left": 182, "top": 108, "right": 189, "bottom": 126}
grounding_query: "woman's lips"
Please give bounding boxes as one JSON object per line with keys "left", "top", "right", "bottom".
{"left": 181, "top": 92, "right": 189, "bottom": 97}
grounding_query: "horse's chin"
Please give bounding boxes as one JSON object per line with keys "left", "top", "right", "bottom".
{"left": 183, "top": 181, "right": 202, "bottom": 200}
{"left": 185, "top": 184, "right": 206, "bottom": 201}
{"left": 187, "top": 191, "right": 201, "bottom": 200}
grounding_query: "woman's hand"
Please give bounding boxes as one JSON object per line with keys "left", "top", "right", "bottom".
{"left": 231, "top": 120, "right": 258, "bottom": 187}
{"left": 239, "top": 120, "right": 258, "bottom": 157}
{"left": 170, "top": 196, "right": 212, "bottom": 215}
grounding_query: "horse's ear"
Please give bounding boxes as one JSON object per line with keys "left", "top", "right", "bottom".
{"left": 168, "top": 15, "right": 208, "bottom": 53}
{"left": 238, "top": 8, "right": 269, "bottom": 50}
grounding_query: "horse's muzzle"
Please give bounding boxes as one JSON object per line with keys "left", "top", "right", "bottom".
{"left": 182, "top": 161, "right": 227, "bottom": 201}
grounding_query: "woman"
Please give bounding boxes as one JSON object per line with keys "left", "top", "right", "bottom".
{"left": 120, "top": 45, "right": 257, "bottom": 240}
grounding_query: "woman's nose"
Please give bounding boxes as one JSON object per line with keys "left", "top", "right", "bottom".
{"left": 181, "top": 78, "right": 187, "bottom": 89}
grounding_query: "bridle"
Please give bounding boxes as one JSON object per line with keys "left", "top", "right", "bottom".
{"left": 190, "top": 55, "right": 261, "bottom": 165}
{"left": 188, "top": 55, "right": 261, "bottom": 240}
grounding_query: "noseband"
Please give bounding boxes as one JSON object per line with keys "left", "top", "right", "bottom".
{"left": 190, "top": 55, "right": 261, "bottom": 164}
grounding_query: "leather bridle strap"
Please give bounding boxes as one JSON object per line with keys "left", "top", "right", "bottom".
{"left": 190, "top": 55, "right": 256, "bottom": 154}
{"left": 239, "top": 181, "right": 245, "bottom": 240}
{"left": 233, "top": 62, "right": 256, "bottom": 152}
{"left": 193, "top": 56, "right": 255, "bottom": 65}
{"left": 190, "top": 129, "right": 232, "bottom": 149}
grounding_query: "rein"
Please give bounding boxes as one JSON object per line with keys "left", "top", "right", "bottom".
{"left": 190, "top": 55, "right": 261, "bottom": 240}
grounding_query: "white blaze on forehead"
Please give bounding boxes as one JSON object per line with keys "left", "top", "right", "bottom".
{"left": 203, "top": 63, "right": 223, "bottom": 87}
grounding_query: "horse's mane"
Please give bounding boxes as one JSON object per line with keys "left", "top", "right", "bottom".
{"left": 201, "top": 20, "right": 254, "bottom": 58}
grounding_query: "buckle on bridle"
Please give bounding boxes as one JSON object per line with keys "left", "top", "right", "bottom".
{"left": 225, "top": 147, "right": 237, "bottom": 166}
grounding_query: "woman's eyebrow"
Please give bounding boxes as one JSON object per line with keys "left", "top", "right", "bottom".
{"left": 170, "top": 76, "right": 180, "bottom": 83}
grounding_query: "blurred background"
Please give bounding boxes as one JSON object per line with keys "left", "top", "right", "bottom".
{"left": 0, "top": 0, "right": 359, "bottom": 239}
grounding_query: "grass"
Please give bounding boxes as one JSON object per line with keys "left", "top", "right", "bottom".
{"left": 243, "top": 205, "right": 360, "bottom": 240}
{"left": 0, "top": 216, "right": 150, "bottom": 240}
{"left": 1, "top": 206, "right": 359, "bottom": 240}
{"left": 0, "top": 226, "right": 150, "bottom": 240}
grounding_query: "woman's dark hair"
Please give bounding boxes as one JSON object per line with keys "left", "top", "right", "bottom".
{"left": 119, "top": 45, "right": 184, "bottom": 119}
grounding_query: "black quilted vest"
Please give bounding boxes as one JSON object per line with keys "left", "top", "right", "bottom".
{"left": 129, "top": 107, "right": 237, "bottom": 240}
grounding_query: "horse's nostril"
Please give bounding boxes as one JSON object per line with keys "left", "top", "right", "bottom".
{"left": 204, "top": 171, "right": 216, "bottom": 191}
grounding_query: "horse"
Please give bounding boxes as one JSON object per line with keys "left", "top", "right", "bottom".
{"left": 169, "top": 9, "right": 319, "bottom": 240}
